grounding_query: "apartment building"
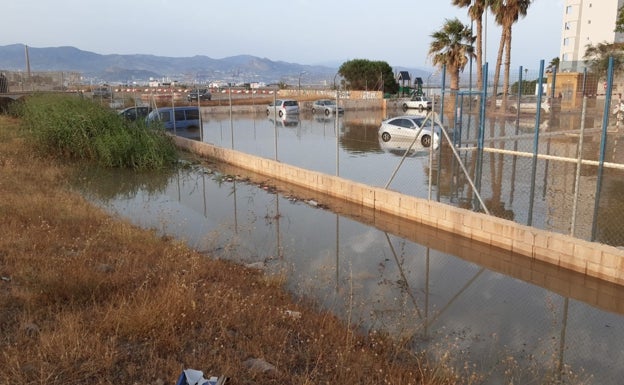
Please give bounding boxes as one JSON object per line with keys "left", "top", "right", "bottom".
{"left": 560, "top": 0, "right": 624, "bottom": 71}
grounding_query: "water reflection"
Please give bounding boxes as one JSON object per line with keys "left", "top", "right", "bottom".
{"left": 75, "top": 154, "right": 624, "bottom": 385}
{"left": 200, "top": 109, "right": 624, "bottom": 246}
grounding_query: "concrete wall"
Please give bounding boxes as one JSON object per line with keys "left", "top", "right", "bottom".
{"left": 174, "top": 137, "right": 624, "bottom": 286}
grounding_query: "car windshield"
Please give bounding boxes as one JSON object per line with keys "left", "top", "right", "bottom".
{"left": 412, "top": 117, "right": 442, "bottom": 130}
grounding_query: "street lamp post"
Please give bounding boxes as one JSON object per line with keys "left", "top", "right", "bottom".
{"left": 298, "top": 71, "right": 307, "bottom": 95}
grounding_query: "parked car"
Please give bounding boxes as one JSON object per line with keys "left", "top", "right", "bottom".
{"left": 92, "top": 87, "right": 111, "bottom": 98}
{"left": 187, "top": 89, "right": 212, "bottom": 101}
{"left": 402, "top": 94, "right": 432, "bottom": 111}
{"left": 118, "top": 106, "right": 151, "bottom": 121}
{"left": 378, "top": 115, "right": 441, "bottom": 150}
{"left": 266, "top": 99, "right": 299, "bottom": 117}
{"left": 311, "top": 99, "right": 344, "bottom": 115}
{"left": 146, "top": 106, "right": 200, "bottom": 131}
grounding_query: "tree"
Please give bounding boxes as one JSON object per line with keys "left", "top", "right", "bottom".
{"left": 583, "top": 42, "right": 624, "bottom": 77}
{"left": 616, "top": 5, "right": 624, "bottom": 33}
{"left": 428, "top": 18, "right": 475, "bottom": 92}
{"left": 338, "top": 59, "right": 398, "bottom": 94}
{"left": 452, "top": 0, "right": 489, "bottom": 90}
{"left": 547, "top": 57, "right": 560, "bottom": 72}
{"left": 489, "top": 0, "right": 531, "bottom": 105}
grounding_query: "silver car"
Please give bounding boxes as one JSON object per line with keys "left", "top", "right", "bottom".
{"left": 378, "top": 115, "right": 441, "bottom": 150}
{"left": 266, "top": 99, "right": 299, "bottom": 117}
{"left": 311, "top": 99, "right": 344, "bottom": 115}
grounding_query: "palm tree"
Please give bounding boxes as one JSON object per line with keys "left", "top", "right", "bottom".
{"left": 489, "top": 0, "right": 531, "bottom": 106}
{"left": 429, "top": 18, "right": 475, "bottom": 96}
{"left": 547, "top": 57, "right": 560, "bottom": 73}
{"left": 452, "top": 0, "right": 489, "bottom": 90}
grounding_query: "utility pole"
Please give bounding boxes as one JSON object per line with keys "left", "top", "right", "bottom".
{"left": 24, "top": 44, "right": 32, "bottom": 91}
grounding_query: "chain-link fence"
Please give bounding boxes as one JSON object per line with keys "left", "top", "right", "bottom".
{"left": 425, "top": 61, "right": 624, "bottom": 247}
{"left": 0, "top": 70, "right": 82, "bottom": 92}
{"left": 4, "top": 61, "right": 623, "bottom": 247}
{"left": 193, "top": 60, "right": 624, "bottom": 248}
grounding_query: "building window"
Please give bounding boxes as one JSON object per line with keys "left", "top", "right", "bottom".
{"left": 565, "top": 22, "right": 571, "bottom": 30}
{"left": 566, "top": 5, "right": 573, "bottom": 14}
{"left": 564, "top": 38, "right": 570, "bottom": 46}
{"left": 563, "top": 53, "right": 570, "bottom": 61}
{"left": 588, "top": 20, "right": 591, "bottom": 24}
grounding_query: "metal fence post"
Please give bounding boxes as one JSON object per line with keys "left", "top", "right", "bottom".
{"left": 591, "top": 56, "right": 615, "bottom": 241}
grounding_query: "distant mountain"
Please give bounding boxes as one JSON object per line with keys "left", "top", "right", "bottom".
{"left": 0, "top": 44, "right": 431, "bottom": 85}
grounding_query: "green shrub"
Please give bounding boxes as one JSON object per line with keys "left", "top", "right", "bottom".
{"left": 19, "top": 93, "right": 177, "bottom": 170}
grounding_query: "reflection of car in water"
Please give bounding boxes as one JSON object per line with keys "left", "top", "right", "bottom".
{"left": 379, "top": 136, "right": 432, "bottom": 157}
{"left": 268, "top": 115, "right": 299, "bottom": 127}
{"left": 314, "top": 115, "right": 338, "bottom": 124}
{"left": 378, "top": 115, "right": 441, "bottom": 150}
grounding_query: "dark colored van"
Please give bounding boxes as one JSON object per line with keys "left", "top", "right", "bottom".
{"left": 146, "top": 106, "right": 201, "bottom": 131}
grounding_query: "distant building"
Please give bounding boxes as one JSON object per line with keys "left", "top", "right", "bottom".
{"left": 559, "top": 0, "right": 624, "bottom": 72}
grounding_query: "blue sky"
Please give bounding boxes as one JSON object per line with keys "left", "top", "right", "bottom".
{"left": 2, "top": 0, "right": 563, "bottom": 70}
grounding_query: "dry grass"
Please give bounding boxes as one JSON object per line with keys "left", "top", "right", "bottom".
{"left": 0, "top": 115, "right": 460, "bottom": 384}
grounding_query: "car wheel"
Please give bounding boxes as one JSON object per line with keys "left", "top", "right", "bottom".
{"left": 324, "top": 109, "right": 330, "bottom": 116}
{"left": 312, "top": 108, "right": 316, "bottom": 113}
{"left": 418, "top": 105, "right": 424, "bottom": 112}
{"left": 266, "top": 109, "right": 270, "bottom": 116}
{"left": 278, "top": 110, "right": 284, "bottom": 117}
{"left": 402, "top": 103, "right": 408, "bottom": 111}
{"left": 381, "top": 132, "right": 391, "bottom": 142}
{"left": 421, "top": 134, "right": 432, "bottom": 148}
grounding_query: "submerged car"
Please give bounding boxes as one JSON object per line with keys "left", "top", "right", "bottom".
{"left": 146, "top": 106, "right": 200, "bottom": 131}
{"left": 311, "top": 99, "right": 344, "bottom": 115}
{"left": 118, "top": 106, "right": 151, "bottom": 121}
{"left": 402, "top": 95, "right": 432, "bottom": 111}
{"left": 266, "top": 99, "right": 299, "bottom": 117}
{"left": 378, "top": 115, "right": 441, "bottom": 150}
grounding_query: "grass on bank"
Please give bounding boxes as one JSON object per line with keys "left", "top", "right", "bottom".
{"left": 12, "top": 93, "right": 177, "bottom": 170}
{"left": 0, "top": 109, "right": 467, "bottom": 384}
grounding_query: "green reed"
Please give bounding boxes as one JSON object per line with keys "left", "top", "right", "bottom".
{"left": 16, "top": 93, "right": 177, "bottom": 170}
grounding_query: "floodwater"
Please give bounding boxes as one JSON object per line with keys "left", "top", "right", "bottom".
{"left": 76, "top": 109, "right": 624, "bottom": 384}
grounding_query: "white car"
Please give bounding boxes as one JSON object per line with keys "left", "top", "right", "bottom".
{"left": 378, "top": 115, "right": 441, "bottom": 150}
{"left": 266, "top": 99, "right": 299, "bottom": 117}
{"left": 401, "top": 95, "right": 432, "bottom": 111}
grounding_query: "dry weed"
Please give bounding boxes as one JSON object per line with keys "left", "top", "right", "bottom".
{"left": 1, "top": 115, "right": 435, "bottom": 384}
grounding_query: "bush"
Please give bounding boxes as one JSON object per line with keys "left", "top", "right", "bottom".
{"left": 18, "top": 93, "right": 178, "bottom": 170}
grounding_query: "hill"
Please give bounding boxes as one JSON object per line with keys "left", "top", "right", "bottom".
{"left": 0, "top": 44, "right": 431, "bottom": 86}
